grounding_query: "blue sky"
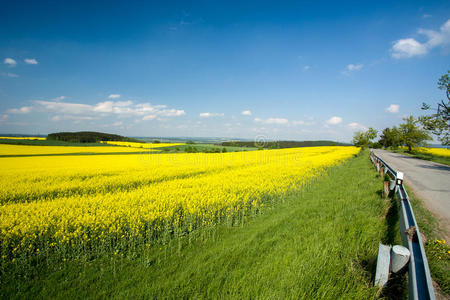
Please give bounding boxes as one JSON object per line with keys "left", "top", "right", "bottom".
{"left": 0, "top": 0, "right": 449, "bottom": 142}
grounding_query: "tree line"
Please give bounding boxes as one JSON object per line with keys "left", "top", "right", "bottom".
{"left": 353, "top": 71, "right": 449, "bottom": 151}
{"left": 47, "top": 131, "right": 144, "bottom": 143}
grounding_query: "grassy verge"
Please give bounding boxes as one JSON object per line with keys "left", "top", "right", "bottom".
{"left": 1, "top": 151, "right": 397, "bottom": 299}
{"left": 390, "top": 149, "right": 450, "bottom": 166}
{"left": 406, "top": 186, "right": 450, "bottom": 296}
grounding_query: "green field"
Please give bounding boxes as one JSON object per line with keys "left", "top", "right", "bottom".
{"left": 1, "top": 151, "right": 404, "bottom": 299}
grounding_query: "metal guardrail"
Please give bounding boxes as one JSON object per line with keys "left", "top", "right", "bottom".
{"left": 370, "top": 151, "right": 435, "bottom": 300}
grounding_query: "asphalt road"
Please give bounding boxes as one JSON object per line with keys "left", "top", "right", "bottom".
{"left": 372, "top": 149, "right": 450, "bottom": 239}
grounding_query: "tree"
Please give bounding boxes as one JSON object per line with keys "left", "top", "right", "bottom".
{"left": 379, "top": 126, "right": 402, "bottom": 149}
{"left": 352, "top": 127, "right": 377, "bottom": 149}
{"left": 419, "top": 70, "right": 450, "bottom": 145}
{"left": 399, "top": 115, "right": 432, "bottom": 152}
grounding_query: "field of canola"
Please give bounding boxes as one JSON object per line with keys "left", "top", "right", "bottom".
{"left": 0, "top": 146, "right": 359, "bottom": 262}
{"left": 414, "top": 147, "right": 450, "bottom": 157}
{"left": 0, "top": 144, "right": 163, "bottom": 156}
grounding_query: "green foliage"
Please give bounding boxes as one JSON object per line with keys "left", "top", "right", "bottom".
{"left": 420, "top": 70, "right": 450, "bottom": 145}
{"left": 352, "top": 127, "right": 377, "bottom": 149}
{"left": 399, "top": 116, "right": 432, "bottom": 152}
{"left": 153, "top": 140, "right": 161, "bottom": 144}
{"left": 186, "top": 140, "right": 196, "bottom": 144}
{"left": 47, "top": 131, "right": 144, "bottom": 143}
{"left": 379, "top": 126, "right": 402, "bottom": 149}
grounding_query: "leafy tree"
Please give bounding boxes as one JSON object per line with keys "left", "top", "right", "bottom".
{"left": 399, "top": 115, "right": 432, "bottom": 152}
{"left": 419, "top": 70, "right": 450, "bottom": 145}
{"left": 379, "top": 126, "right": 402, "bottom": 149}
{"left": 352, "top": 127, "right": 377, "bottom": 149}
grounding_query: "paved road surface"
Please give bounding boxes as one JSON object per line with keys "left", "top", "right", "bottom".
{"left": 372, "top": 149, "right": 450, "bottom": 240}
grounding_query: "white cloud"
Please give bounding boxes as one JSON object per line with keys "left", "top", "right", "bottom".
{"left": 24, "top": 58, "right": 38, "bottom": 65}
{"left": 423, "top": 14, "right": 432, "bottom": 19}
{"left": 7, "top": 73, "right": 19, "bottom": 78}
{"left": 348, "top": 122, "right": 366, "bottom": 130}
{"left": 292, "top": 120, "right": 305, "bottom": 125}
{"left": 241, "top": 110, "right": 252, "bottom": 116}
{"left": 35, "top": 100, "right": 92, "bottom": 114}
{"left": 7, "top": 106, "right": 32, "bottom": 114}
{"left": 53, "top": 96, "right": 66, "bottom": 101}
{"left": 0, "top": 114, "right": 8, "bottom": 121}
{"left": 391, "top": 38, "right": 428, "bottom": 58}
{"left": 303, "top": 65, "right": 310, "bottom": 71}
{"left": 199, "top": 112, "right": 224, "bottom": 118}
{"left": 51, "top": 115, "right": 95, "bottom": 122}
{"left": 254, "top": 117, "right": 289, "bottom": 125}
{"left": 391, "top": 19, "right": 450, "bottom": 59}
{"left": 326, "top": 116, "right": 343, "bottom": 125}
{"left": 342, "top": 64, "right": 363, "bottom": 75}
{"left": 113, "top": 121, "right": 123, "bottom": 126}
{"left": 108, "top": 94, "right": 121, "bottom": 99}
{"left": 142, "top": 115, "right": 156, "bottom": 120}
{"left": 386, "top": 104, "right": 400, "bottom": 113}
{"left": 4, "top": 58, "right": 16, "bottom": 66}
{"left": 5, "top": 99, "right": 185, "bottom": 123}
{"left": 346, "top": 64, "right": 363, "bottom": 71}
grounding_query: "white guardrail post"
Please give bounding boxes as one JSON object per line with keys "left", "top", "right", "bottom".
{"left": 370, "top": 151, "right": 436, "bottom": 300}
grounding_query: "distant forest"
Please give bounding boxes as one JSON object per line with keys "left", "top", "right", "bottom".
{"left": 221, "top": 140, "right": 350, "bottom": 149}
{"left": 47, "top": 131, "right": 144, "bottom": 143}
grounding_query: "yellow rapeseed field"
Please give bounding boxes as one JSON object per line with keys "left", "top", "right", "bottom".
{"left": 0, "top": 146, "right": 359, "bottom": 260}
{"left": 102, "top": 141, "right": 184, "bottom": 148}
{"left": 0, "top": 136, "right": 46, "bottom": 140}
{"left": 0, "top": 144, "right": 160, "bottom": 156}
{"left": 414, "top": 147, "right": 450, "bottom": 157}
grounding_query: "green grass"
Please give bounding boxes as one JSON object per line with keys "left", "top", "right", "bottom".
{"left": 390, "top": 148, "right": 450, "bottom": 166}
{"left": 406, "top": 186, "right": 450, "bottom": 296}
{"left": 1, "top": 151, "right": 398, "bottom": 299}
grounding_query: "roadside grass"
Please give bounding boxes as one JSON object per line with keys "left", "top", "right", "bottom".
{"left": 406, "top": 186, "right": 450, "bottom": 296}
{"left": 1, "top": 151, "right": 396, "bottom": 299}
{"left": 390, "top": 148, "right": 450, "bottom": 166}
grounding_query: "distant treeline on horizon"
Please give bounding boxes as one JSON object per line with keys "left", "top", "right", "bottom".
{"left": 221, "top": 140, "right": 351, "bottom": 149}
{"left": 47, "top": 131, "right": 144, "bottom": 143}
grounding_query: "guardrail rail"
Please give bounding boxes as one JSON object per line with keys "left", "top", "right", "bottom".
{"left": 370, "top": 151, "right": 435, "bottom": 300}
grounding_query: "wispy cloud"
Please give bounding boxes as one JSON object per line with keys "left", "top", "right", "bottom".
{"left": 7, "top": 73, "right": 19, "bottom": 78}
{"left": 386, "top": 104, "right": 400, "bottom": 113}
{"left": 303, "top": 65, "right": 310, "bottom": 71}
{"left": 347, "top": 122, "right": 366, "bottom": 130}
{"left": 5, "top": 99, "right": 185, "bottom": 121}
{"left": 199, "top": 112, "right": 224, "bottom": 118}
{"left": 24, "top": 58, "right": 38, "bottom": 65}
{"left": 241, "top": 110, "right": 252, "bottom": 116}
{"left": 254, "top": 117, "right": 289, "bottom": 125}
{"left": 391, "top": 18, "right": 450, "bottom": 58}
{"left": 4, "top": 58, "right": 16, "bottom": 66}
{"left": 342, "top": 64, "right": 363, "bottom": 75}
{"left": 326, "top": 116, "right": 342, "bottom": 125}
{"left": 53, "top": 96, "right": 66, "bottom": 101}
{"left": 108, "top": 94, "right": 121, "bottom": 99}
{"left": 7, "top": 106, "right": 33, "bottom": 114}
